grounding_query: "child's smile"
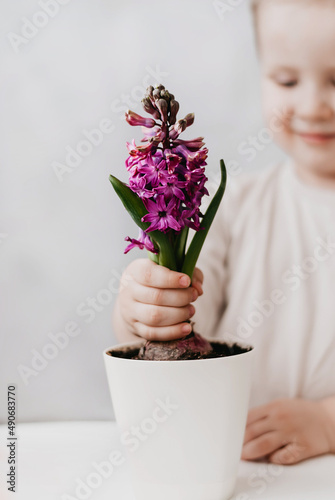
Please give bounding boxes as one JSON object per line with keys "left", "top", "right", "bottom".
{"left": 296, "top": 133, "right": 335, "bottom": 146}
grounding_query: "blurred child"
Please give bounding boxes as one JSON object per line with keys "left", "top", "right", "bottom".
{"left": 113, "top": 0, "right": 335, "bottom": 465}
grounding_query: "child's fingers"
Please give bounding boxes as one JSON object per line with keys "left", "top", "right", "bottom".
{"left": 129, "top": 259, "right": 191, "bottom": 289}
{"left": 132, "top": 321, "right": 192, "bottom": 341}
{"left": 243, "top": 417, "right": 275, "bottom": 445}
{"left": 268, "top": 442, "right": 308, "bottom": 466}
{"left": 241, "top": 431, "right": 283, "bottom": 461}
{"left": 193, "top": 267, "right": 204, "bottom": 284}
{"left": 192, "top": 267, "right": 204, "bottom": 295}
{"left": 131, "top": 282, "right": 199, "bottom": 307}
{"left": 246, "top": 404, "right": 270, "bottom": 426}
{"left": 131, "top": 302, "right": 195, "bottom": 328}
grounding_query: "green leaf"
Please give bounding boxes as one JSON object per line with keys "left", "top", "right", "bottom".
{"left": 181, "top": 159, "right": 227, "bottom": 279}
{"left": 109, "top": 175, "right": 178, "bottom": 270}
{"left": 109, "top": 175, "right": 148, "bottom": 231}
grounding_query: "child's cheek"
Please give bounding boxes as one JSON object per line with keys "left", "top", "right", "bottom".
{"left": 261, "top": 83, "right": 293, "bottom": 149}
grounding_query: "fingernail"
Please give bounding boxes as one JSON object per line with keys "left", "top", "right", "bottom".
{"left": 192, "top": 289, "right": 198, "bottom": 301}
{"left": 180, "top": 275, "right": 190, "bottom": 287}
{"left": 182, "top": 323, "right": 192, "bottom": 334}
{"left": 189, "top": 305, "right": 195, "bottom": 317}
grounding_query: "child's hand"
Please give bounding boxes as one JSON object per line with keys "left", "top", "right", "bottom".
{"left": 242, "top": 398, "right": 335, "bottom": 465}
{"left": 115, "top": 258, "right": 203, "bottom": 342}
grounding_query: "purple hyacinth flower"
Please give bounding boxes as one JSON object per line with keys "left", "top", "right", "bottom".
{"left": 124, "top": 229, "right": 158, "bottom": 254}
{"left": 155, "top": 175, "right": 187, "bottom": 201}
{"left": 176, "top": 162, "right": 206, "bottom": 184}
{"left": 142, "top": 195, "right": 182, "bottom": 233}
{"left": 129, "top": 175, "right": 155, "bottom": 198}
{"left": 123, "top": 85, "right": 211, "bottom": 251}
{"left": 141, "top": 125, "right": 161, "bottom": 141}
{"left": 126, "top": 139, "right": 156, "bottom": 158}
{"left": 164, "top": 149, "right": 181, "bottom": 174}
{"left": 125, "top": 142, "right": 149, "bottom": 170}
{"left": 181, "top": 206, "right": 202, "bottom": 231}
{"left": 125, "top": 110, "right": 156, "bottom": 128}
{"left": 184, "top": 177, "right": 209, "bottom": 208}
{"left": 137, "top": 153, "right": 168, "bottom": 187}
{"left": 173, "top": 144, "right": 208, "bottom": 169}
{"left": 173, "top": 137, "right": 205, "bottom": 152}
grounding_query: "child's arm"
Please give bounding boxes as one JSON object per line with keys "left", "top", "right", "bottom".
{"left": 112, "top": 258, "right": 203, "bottom": 343}
{"left": 241, "top": 397, "right": 335, "bottom": 464}
{"left": 321, "top": 396, "right": 335, "bottom": 451}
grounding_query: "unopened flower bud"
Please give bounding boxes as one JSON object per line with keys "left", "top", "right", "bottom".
{"left": 153, "top": 88, "right": 161, "bottom": 100}
{"left": 175, "top": 118, "right": 187, "bottom": 134}
{"left": 184, "top": 113, "right": 195, "bottom": 127}
{"left": 160, "top": 89, "right": 171, "bottom": 101}
{"left": 156, "top": 98, "right": 168, "bottom": 122}
{"left": 169, "top": 99, "right": 179, "bottom": 125}
{"left": 145, "top": 86, "right": 155, "bottom": 105}
{"left": 142, "top": 97, "right": 160, "bottom": 120}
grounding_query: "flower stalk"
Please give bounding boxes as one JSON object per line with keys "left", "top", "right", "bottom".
{"left": 110, "top": 84, "right": 227, "bottom": 280}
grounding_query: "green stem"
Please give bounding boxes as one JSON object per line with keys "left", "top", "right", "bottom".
{"left": 174, "top": 226, "right": 189, "bottom": 272}
{"left": 157, "top": 238, "right": 178, "bottom": 270}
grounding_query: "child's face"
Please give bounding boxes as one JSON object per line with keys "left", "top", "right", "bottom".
{"left": 258, "top": 1, "right": 335, "bottom": 180}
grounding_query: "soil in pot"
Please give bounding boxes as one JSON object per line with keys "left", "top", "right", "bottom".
{"left": 107, "top": 332, "right": 252, "bottom": 361}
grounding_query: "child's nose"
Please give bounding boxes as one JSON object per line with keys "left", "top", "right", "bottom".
{"left": 296, "top": 87, "right": 334, "bottom": 122}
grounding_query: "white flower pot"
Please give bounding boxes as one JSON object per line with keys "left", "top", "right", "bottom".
{"left": 103, "top": 338, "right": 254, "bottom": 500}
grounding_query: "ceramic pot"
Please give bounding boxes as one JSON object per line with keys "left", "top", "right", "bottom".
{"left": 103, "top": 338, "right": 254, "bottom": 500}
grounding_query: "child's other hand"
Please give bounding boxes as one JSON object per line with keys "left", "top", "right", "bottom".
{"left": 117, "top": 259, "right": 203, "bottom": 341}
{"left": 242, "top": 398, "right": 335, "bottom": 465}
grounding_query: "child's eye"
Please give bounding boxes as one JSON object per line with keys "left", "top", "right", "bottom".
{"left": 278, "top": 80, "right": 298, "bottom": 88}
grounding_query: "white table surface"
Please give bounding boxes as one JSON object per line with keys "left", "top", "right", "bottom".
{"left": 1, "top": 421, "right": 334, "bottom": 500}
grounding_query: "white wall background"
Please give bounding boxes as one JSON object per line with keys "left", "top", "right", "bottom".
{"left": 0, "top": 0, "right": 286, "bottom": 422}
